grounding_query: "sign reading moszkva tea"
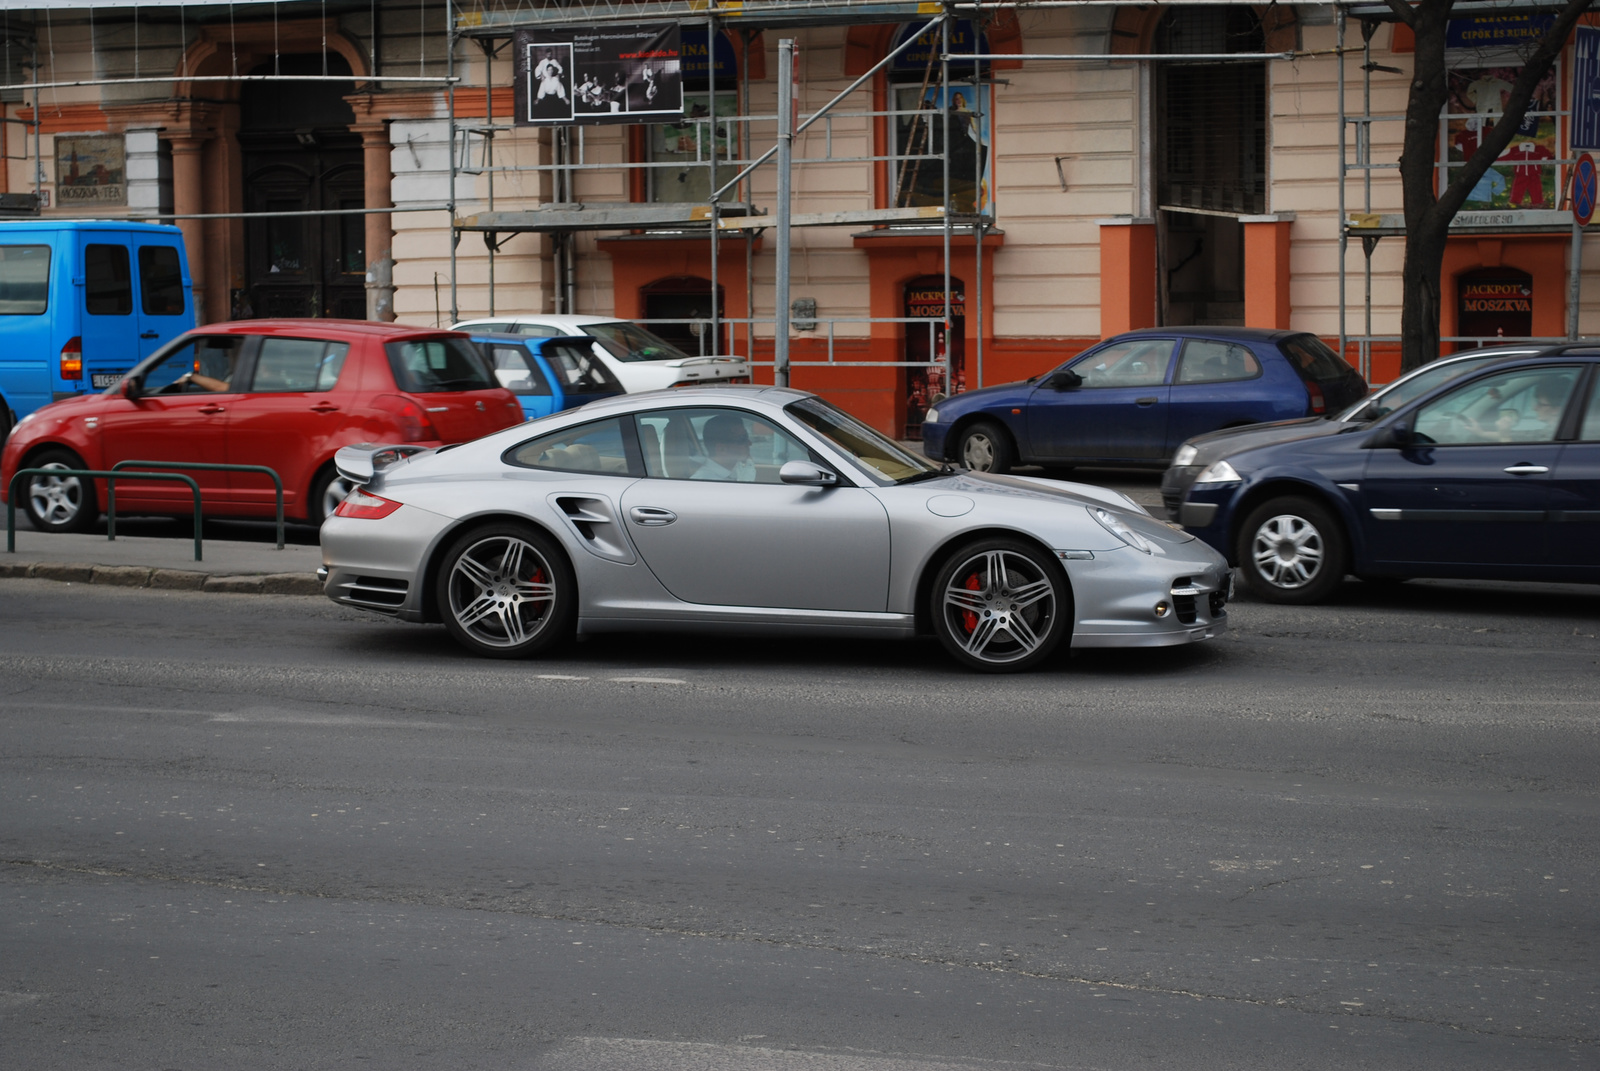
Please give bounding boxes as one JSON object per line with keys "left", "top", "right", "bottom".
{"left": 514, "top": 24, "right": 682, "bottom": 126}
{"left": 55, "top": 135, "right": 126, "bottom": 206}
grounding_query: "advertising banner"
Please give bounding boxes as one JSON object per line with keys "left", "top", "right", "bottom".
{"left": 513, "top": 24, "right": 682, "bottom": 126}
{"left": 1445, "top": 62, "right": 1559, "bottom": 210}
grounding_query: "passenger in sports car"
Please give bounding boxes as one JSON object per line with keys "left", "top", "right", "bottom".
{"left": 693, "top": 413, "right": 757, "bottom": 482}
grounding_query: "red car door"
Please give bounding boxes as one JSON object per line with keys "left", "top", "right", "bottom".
{"left": 96, "top": 335, "right": 244, "bottom": 510}
{"left": 224, "top": 334, "right": 353, "bottom": 516}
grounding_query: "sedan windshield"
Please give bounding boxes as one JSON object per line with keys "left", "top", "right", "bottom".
{"left": 584, "top": 321, "right": 692, "bottom": 363}
{"left": 787, "top": 397, "right": 941, "bottom": 484}
{"left": 1337, "top": 352, "right": 1528, "bottom": 423}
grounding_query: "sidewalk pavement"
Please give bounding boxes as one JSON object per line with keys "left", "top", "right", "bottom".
{"left": 1, "top": 528, "right": 324, "bottom": 595}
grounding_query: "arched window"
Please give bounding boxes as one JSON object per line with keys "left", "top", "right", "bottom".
{"left": 888, "top": 20, "right": 992, "bottom": 213}
{"left": 649, "top": 28, "right": 738, "bottom": 203}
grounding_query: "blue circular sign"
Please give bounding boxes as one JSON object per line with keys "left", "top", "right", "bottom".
{"left": 1574, "top": 152, "right": 1597, "bottom": 227}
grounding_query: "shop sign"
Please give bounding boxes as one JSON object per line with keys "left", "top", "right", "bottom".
{"left": 1461, "top": 279, "right": 1532, "bottom": 314}
{"left": 906, "top": 286, "right": 965, "bottom": 319}
{"left": 55, "top": 135, "right": 125, "bottom": 206}
{"left": 514, "top": 24, "right": 682, "bottom": 126}
{"left": 680, "top": 27, "right": 736, "bottom": 82}
{"left": 1573, "top": 26, "right": 1600, "bottom": 150}
{"left": 892, "top": 19, "right": 991, "bottom": 71}
{"left": 1446, "top": 15, "right": 1555, "bottom": 50}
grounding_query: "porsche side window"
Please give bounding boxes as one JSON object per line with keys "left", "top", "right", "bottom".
{"left": 1067, "top": 339, "right": 1174, "bottom": 388}
{"left": 634, "top": 408, "right": 811, "bottom": 482}
{"left": 1412, "top": 367, "right": 1579, "bottom": 445}
{"left": 506, "top": 417, "right": 642, "bottom": 475}
{"left": 1175, "top": 341, "right": 1261, "bottom": 385}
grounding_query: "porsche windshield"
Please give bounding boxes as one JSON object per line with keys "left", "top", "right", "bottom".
{"left": 787, "top": 397, "right": 941, "bottom": 484}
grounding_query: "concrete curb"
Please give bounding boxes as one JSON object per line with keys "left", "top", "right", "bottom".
{"left": 0, "top": 560, "right": 323, "bottom": 596}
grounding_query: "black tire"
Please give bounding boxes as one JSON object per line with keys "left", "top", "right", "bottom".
{"left": 954, "top": 420, "right": 1015, "bottom": 474}
{"left": 307, "top": 465, "right": 353, "bottom": 526}
{"left": 0, "top": 397, "right": 13, "bottom": 445}
{"left": 929, "top": 537, "right": 1069, "bottom": 672}
{"left": 1236, "top": 495, "right": 1348, "bottom": 604}
{"left": 435, "top": 523, "right": 576, "bottom": 659}
{"left": 21, "top": 447, "right": 98, "bottom": 534}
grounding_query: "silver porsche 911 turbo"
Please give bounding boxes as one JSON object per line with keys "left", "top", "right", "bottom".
{"left": 318, "top": 386, "right": 1231, "bottom": 672}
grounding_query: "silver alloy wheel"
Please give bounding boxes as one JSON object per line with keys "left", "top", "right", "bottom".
{"left": 940, "top": 548, "right": 1057, "bottom": 665}
{"left": 28, "top": 463, "right": 85, "bottom": 527}
{"left": 1250, "top": 512, "right": 1325, "bottom": 590}
{"left": 960, "top": 430, "right": 997, "bottom": 472}
{"left": 444, "top": 535, "right": 559, "bottom": 648}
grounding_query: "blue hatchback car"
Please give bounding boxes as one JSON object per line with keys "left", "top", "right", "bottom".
{"left": 1174, "top": 351, "right": 1600, "bottom": 603}
{"left": 469, "top": 332, "right": 625, "bottom": 420}
{"left": 920, "top": 327, "right": 1368, "bottom": 473}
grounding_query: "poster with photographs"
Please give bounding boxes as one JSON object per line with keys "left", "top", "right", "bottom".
{"left": 56, "top": 135, "right": 126, "bottom": 206}
{"left": 1445, "top": 63, "right": 1559, "bottom": 210}
{"left": 514, "top": 24, "right": 681, "bottom": 126}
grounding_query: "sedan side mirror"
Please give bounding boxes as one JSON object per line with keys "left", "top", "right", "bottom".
{"left": 1365, "top": 422, "right": 1412, "bottom": 448}
{"left": 779, "top": 460, "right": 838, "bottom": 487}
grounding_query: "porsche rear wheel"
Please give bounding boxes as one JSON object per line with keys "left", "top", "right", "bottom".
{"left": 931, "top": 538, "right": 1068, "bottom": 672}
{"left": 437, "top": 524, "right": 576, "bottom": 658}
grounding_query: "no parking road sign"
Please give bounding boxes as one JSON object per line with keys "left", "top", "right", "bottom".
{"left": 1573, "top": 152, "right": 1598, "bottom": 226}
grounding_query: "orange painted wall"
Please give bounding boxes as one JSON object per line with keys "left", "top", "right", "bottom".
{"left": 1098, "top": 222, "right": 1157, "bottom": 336}
{"left": 1243, "top": 219, "right": 1293, "bottom": 329}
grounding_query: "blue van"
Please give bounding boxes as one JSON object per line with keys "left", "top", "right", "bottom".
{"left": 0, "top": 220, "right": 194, "bottom": 438}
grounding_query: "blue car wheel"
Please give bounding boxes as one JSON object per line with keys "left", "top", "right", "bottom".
{"left": 955, "top": 420, "right": 1015, "bottom": 474}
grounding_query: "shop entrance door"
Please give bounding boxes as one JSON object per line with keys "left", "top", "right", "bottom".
{"left": 237, "top": 55, "right": 366, "bottom": 320}
{"left": 904, "top": 275, "right": 964, "bottom": 440}
{"left": 642, "top": 277, "right": 727, "bottom": 356}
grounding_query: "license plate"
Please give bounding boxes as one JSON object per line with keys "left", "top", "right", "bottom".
{"left": 91, "top": 373, "right": 123, "bottom": 389}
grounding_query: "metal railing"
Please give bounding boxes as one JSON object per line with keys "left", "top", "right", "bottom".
{"left": 7, "top": 468, "right": 203, "bottom": 561}
{"left": 110, "top": 461, "right": 285, "bottom": 549}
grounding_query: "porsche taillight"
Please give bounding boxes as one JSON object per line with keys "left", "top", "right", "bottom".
{"left": 60, "top": 336, "right": 83, "bottom": 380}
{"left": 333, "top": 487, "right": 402, "bottom": 520}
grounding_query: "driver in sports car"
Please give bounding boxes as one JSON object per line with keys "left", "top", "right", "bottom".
{"left": 693, "top": 413, "right": 757, "bottom": 482}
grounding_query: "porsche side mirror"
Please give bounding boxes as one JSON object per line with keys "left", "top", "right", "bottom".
{"left": 779, "top": 460, "right": 838, "bottom": 487}
{"left": 1365, "top": 422, "right": 1411, "bottom": 448}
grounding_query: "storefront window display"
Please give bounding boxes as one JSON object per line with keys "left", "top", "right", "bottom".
{"left": 1443, "top": 62, "right": 1560, "bottom": 210}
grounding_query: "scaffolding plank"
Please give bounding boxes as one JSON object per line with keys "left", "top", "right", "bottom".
{"left": 1347, "top": 209, "right": 1582, "bottom": 236}
{"left": 717, "top": 206, "right": 946, "bottom": 230}
{"left": 456, "top": 204, "right": 951, "bottom": 232}
{"left": 456, "top": 0, "right": 942, "bottom": 35}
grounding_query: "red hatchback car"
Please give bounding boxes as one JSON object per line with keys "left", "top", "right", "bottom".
{"left": 2, "top": 319, "right": 524, "bottom": 531}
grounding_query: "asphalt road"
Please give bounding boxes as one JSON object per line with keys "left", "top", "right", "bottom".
{"left": 2, "top": 570, "right": 1597, "bottom": 1069}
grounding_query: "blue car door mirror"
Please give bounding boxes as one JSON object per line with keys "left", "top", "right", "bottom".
{"left": 1048, "top": 369, "right": 1083, "bottom": 391}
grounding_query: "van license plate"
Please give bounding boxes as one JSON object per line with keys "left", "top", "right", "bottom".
{"left": 92, "top": 373, "right": 122, "bottom": 388}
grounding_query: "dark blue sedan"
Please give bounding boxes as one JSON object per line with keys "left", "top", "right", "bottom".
{"left": 920, "top": 328, "right": 1368, "bottom": 473}
{"left": 1174, "top": 351, "right": 1600, "bottom": 603}
{"left": 469, "top": 332, "right": 625, "bottom": 420}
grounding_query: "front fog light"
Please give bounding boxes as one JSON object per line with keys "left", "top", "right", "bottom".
{"left": 1154, "top": 601, "right": 1170, "bottom": 618}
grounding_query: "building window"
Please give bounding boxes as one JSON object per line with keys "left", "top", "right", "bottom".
{"left": 649, "top": 28, "right": 738, "bottom": 203}
{"left": 888, "top": 21, "right": 992, "bottom": 214}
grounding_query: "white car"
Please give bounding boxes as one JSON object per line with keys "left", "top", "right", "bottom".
{"left": 451, "top": 314, "right": 751, "bottom": 393}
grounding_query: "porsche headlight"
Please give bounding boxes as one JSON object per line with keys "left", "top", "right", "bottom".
{"left": 1090, "top": 507, "right": 1153, "bottom": 554}
{"left": 1172, "top": 444, "right": 1198, "bottom": 467}
{"left": 923, "top": 406, "right": 941, "bottom": 424}
{"left": 1194, "top": 459, "right": 1242, "bottom": 485}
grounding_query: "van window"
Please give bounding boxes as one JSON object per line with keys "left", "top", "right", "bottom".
{"left": 0, "top": 244, "right": 50, "bottom": 315}
{"left": 250, "top": 337, "right": 350, "bottom": 392}
{"left": 138, "top": 246, "right": 186, "bottom": 315}
{"left": 86, "top": 244, "right": 133, "bottom": 316}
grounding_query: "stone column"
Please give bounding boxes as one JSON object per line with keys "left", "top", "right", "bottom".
{"left": 1242, "top": 213, "right": 1297, "bottom": 330}
{"left": 168, "top": 135, "right": 208, "bottom": 322}
{"left": 355, "top": 121, "right": 395, "bottom": 322}
{"left": 1097, "top": 217, "right": 1157, "bottom": 336}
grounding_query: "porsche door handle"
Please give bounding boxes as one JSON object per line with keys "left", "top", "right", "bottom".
{"left": 628, "top": 507, "right": 677, "bottom": 526}
{"left": 1503, "top": 464, "right": 1549, "bottom": 475}
{"left": 1135, "top": 397, "right": 1159, "bottom": 407}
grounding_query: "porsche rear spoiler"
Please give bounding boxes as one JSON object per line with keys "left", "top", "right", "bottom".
{"left": 334, "top": 443, "right": 432, "bottom": 486}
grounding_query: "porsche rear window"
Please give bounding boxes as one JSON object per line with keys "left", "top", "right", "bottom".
{"left": 385, "top": 337, "right": 495, "bottom": 393}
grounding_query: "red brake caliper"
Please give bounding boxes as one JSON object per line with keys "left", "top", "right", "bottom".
{"left": 961, "top": 572, "right": 982, "bottom": 633}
